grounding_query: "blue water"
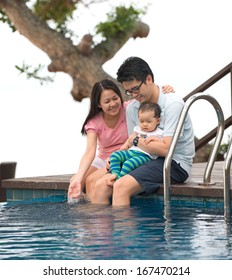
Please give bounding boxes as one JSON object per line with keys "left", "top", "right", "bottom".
{"left": 0, "top": 197, "right": 232, "bottom": 260}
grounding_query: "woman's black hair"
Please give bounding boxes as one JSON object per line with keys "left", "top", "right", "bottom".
{"left": 81, "top": 79, "right": 123, "bottom": 134}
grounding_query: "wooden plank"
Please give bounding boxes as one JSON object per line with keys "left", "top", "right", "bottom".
{"left": 1, "top": 162, "right": 231, "bottom": 200}
{"left": 2, "top": 174, "right": 72, "bottom": 190}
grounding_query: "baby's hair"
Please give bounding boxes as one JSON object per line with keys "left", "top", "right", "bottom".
{"left": 138, "top": 102, "right": 161, "bottom": 118}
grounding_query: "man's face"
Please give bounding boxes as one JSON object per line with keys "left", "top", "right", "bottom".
{"left": 122, "top": 77, "right": 153, "bottom": 103}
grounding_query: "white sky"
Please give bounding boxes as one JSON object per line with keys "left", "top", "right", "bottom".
{"left": 0, "top": 0, "right": 231, "bottom": 178}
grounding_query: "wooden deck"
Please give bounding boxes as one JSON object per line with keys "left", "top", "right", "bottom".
{"left": 1, "top": 161, "right": 231, "bottom": 201}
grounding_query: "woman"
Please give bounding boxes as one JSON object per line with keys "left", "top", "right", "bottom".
{"left": 68, "top": 79, "right": 128, "bottom": 200}
{"left": 68, "top": 79, "right": 174, "bottom": 200}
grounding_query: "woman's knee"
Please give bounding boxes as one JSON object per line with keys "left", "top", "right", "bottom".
{"left": 85, "top": 172, "right": 95, "bottom": 188}
{"left": 86, "top": 168, "right": 105, "bottom": 194}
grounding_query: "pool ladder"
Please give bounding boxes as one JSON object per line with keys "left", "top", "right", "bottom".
{"left": 223, "top": 139, "right": 232, "bottom": 212}
{"left": 163, "top": 93, "right": 231, "bottom": 213}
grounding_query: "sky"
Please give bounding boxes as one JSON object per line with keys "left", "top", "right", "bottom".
{"left": 0, "top": 0, "right": 231, "bottom": 178}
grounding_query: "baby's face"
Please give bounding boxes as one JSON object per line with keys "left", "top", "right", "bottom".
{"left": 138, "top": 110, "right": 160, "bottom": 132}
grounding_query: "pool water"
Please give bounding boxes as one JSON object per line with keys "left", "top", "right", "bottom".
{"left": 0, "top": 197, "right": 232, "bottom": 260}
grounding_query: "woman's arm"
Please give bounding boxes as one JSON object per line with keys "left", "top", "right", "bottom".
{"left": 68, "top": 131, "right": 97, "bottom": 198}
{"left": 75, "top": 132, "right": 97, "bottom": 179}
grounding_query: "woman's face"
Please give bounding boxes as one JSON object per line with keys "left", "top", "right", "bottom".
{"left": 99, "top": 89, "right": 122, "bottom": 116}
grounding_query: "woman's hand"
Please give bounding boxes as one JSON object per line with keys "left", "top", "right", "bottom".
{"left": 68, "top": 174, "right": 82, "bottom": 198}
{"left": 105, "top": 157, "right": 110, "bottom": 172}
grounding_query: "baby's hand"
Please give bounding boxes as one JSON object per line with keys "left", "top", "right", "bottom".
{"left": 128, "top": 133, "right": 137, "bottom": 146}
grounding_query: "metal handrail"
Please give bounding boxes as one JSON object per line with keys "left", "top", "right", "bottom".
{"left": 223, "top": 140, "right": 232, "bottom": 213}
{"left": 163, "top": 93, "right": 225, "bottom": 205}
{"left": 183, "top": 62, "right": 232, "bottom": 101}
{"left": 183, "top": 62, "right": 232, "bottom": 151}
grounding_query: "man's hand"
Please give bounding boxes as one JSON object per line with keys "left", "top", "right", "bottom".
{"left": 162, "top": 85, "right": 175, "bottom": 93}
{"left": 144, "top": 135, "right": 163, "bottom": 144}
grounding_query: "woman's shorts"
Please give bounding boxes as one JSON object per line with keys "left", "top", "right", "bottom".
{"left": 129, "top": 157, "right": 189, "bottom": 194}
{"left": 91, "top": 157, "right": 107, "bottom": 169}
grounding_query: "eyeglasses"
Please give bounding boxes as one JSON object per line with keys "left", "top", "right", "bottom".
{"left": 125, "top": 81, "right": 143, "bottom": 96}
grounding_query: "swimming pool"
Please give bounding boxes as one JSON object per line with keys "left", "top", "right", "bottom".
{"left": 0, "top": 197, "right": 231, "bottom": 260}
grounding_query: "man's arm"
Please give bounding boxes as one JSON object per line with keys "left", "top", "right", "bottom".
{"left": 137, "top": 135, "right": 173, "bottom": 157}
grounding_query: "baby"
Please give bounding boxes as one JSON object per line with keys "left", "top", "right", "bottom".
{"left": 109, "top": 102, "right": 163, "bottom": 180}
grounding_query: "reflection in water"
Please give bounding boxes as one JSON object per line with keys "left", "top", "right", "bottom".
{"left": 0, "top": 198, "right": 232, "bottom": 260}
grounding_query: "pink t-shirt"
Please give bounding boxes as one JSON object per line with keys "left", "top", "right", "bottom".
{"left": 84, "top": 103, "right": 129, "bottom": 159}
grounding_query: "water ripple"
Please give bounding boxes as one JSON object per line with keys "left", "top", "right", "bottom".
{"left": 0, "top": 199, "right": 231, "bottom": 259}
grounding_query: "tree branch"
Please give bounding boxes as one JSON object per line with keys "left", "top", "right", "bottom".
{"left": 94, "top": 21, "right": 149, "bottom": 64}
{"left": 0, "top": 0, "right": 150, "bottom": 101}
{"left": 0, "top": 0, "right": 73, "bottom": 58}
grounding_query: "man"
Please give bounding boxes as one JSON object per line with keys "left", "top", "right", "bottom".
{"left": 89, "top": 57, "right": 195, "bottom": 206}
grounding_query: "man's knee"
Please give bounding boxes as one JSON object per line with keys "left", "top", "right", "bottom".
{"left": 112, "top": 177, "right": 134, "bottom": 206}
{"left": 113, "top": 175, "right": 143, "bottom": 200}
